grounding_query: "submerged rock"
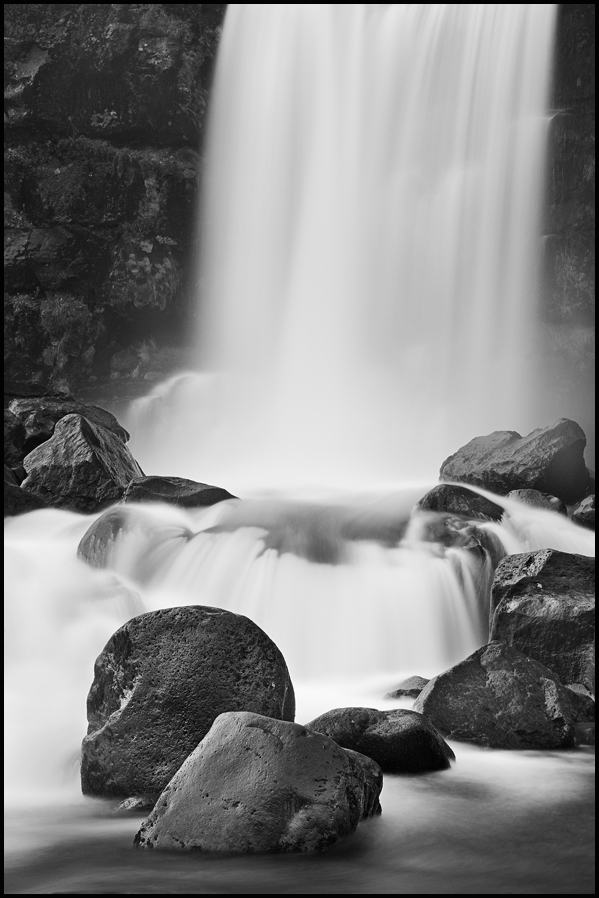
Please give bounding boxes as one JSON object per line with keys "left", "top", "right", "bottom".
{"left": 439, "top": 419, "right": 589, "bottom": 504}
{"left": 81, "top": 607, "right": 295, "bottom": 799}
{"left": 20, "top": 413, "right": 143, "bottom": 513}
{"left": 122, "top": 475, "right": 237, "bottom": 508}
{"left": 413, "top": 641, "right": 579, "bottom": 749}
{"left": 385, "top": 675, "right": 430, "bottom": 699}
{"left": 134, "top": 711, "right": 382, "bottom": 853}
{"left": 489, "top": 550, "right": 595, "bottom": 695}
{"left": 415, "top": 484, "right": 504, "bottom": 521}
{"left": 305, "top": 707, "right": 454, "bottom": 773}
{"left": 571, "top": 495, "right": 595, "bottom": 531}
{"left": 505, "top": 489, "right": 567, "bottom": 516}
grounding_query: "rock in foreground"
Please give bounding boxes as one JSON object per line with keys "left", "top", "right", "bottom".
{"left": 81, "top": 607, "right": 295, "bottom": 798}
{"left": 134, "top": 711, "right": 382, "bottom": 853}
{"left": 415, "top": 484, "right": 504, "bottom": 521}
{"left": 439, "top": 419, "right": 589, "bottom": 504}
{"left": 305, "top": 707, "right": 454, "bottom": 773}
{"left": 122, "top": 475, "right": 237, "bottom": 507}
{"left": 489, "top": 550, "right": 595, "bottom": 695}
{"left": 413, "top": 641, "right": 579, "bottom": 749}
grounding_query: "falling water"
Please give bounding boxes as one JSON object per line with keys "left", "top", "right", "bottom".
{"left": 126, "top": 3, "right": 557, "bottom": 491}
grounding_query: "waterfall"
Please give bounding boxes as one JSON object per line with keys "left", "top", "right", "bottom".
{"left": 125, "top": 3, "right": 557, "bottom": 493}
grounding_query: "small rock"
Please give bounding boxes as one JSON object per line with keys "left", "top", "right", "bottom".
{"left": 385, "top": 675, "right": 430, "bottom": 699}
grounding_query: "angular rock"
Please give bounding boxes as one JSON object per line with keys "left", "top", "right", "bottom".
{"left": 20, "top": 414, "right": 144, "bottom": 513}
{"left": 413, "top": 641, "right": 579, "bottom": 749}
{"left": 122, "top": 475, "right": 237, "bottom": 508}
{"left": 4, "top": 481, "right": 50, "bottom": 517}
{"left": 506, "top": 489, "right": 567, "bottom": 516}
{"left": 8, "top": 396, "right": 130, "bottom": 453}
{"left": 134, "top": 711, "right": 382, "bottom": 853}
{"left": 4, "top": 409, "right": 26, "bottom": 470}
{"left": 385, "top": 675, "right": 430, "bottom": 699}
{"left": 81, "top": 606, "right": 296, "bottom": 798}
{"left": 305, "top": 707, "right": 454, "bottom": 773}
{"left": 489, "top": 550, "right": 595, "bottom": 694}
{"left": 416, "top": 484, "right": 504, "bottom": 521}
{"left": 439, "top": 419, "right": 589, "bottom": 504}
{"left": 571, "top": 495, "right": 595, "bottom": 531}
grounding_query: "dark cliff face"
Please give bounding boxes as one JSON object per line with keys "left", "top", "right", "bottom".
{"left": 540, "top": 4, "right": 595, "bottom": 463}
{"left": 3, "top": 3, "right": 595, "bottom": 437}
{"left": 4, "top": 3, "right": 226, "bottom": 396}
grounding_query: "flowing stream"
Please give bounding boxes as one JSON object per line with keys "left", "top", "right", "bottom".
{"left": 4, "top": 3, "right": 595, "bottom": 895}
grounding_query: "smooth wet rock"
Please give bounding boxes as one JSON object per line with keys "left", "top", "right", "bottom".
{"left": 506, "top": 489, "right": 567, "bottom": 516}
{"left": 4, "top": 481, "right": 50, "bottom": 517}
{"left": 413, "top": 641, "right": 579, "bottom": 749}
{"left": 385, "top": 675, "right": 430, "bottom": 699}
{"left": 439, "top": 419, "right": 589, "bottom": 504}
{"left": 8, "top": 396, "right": 129, "bottom": 453}
{"left": 134, "top": 711, "right": 382, "bottom": 853}
{"left": 571, "top": 495, "right": 595, "bottom": 531}
{"left": 20, "top": 413, "right": 144, "bottom": 513}
{"left": 114, "top": 796, "right": 156, "bottom": 814}
{"left": 122, "top": 475, "right": 237, "bottom": 508}
{"left": 81, "top": 607, "right": 296, "bottom": 799}
{"left": 305, "top": 707, "right": 454, "bottom": 773}
{"left": 416, "top": 484, "right": 504, "bottom": 521}
{"left": 489, "top": 550, "right": 595, "bottom": 694}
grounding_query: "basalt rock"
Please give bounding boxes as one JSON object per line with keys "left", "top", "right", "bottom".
{"left": 81, "top": 607, "right": 296, "bottom": 799}
{"left": 385, "top": 675, "right": 430, "bottom": 699}
{"left": 505, "top": 489, "right": 567, "bottom": 516}
{"left": 134, "top": 711, "right": 381, "bottom": 853}
{"left": 305, "top": 707, "right": 454, "bottom": 773}
{"left": 489, "top": 550, "right": 595, "bottom": 695}
{"left": 439, "top": 419, "right": 589, "bottom": 505}
{"left": 571, "top": 495, "right": 595, "bottom": 531}
{"left": 122, "top": 475, "right": 237, "bottom": 508}
{"left": 20, "top": 413, "right": 143, "bottom": 513}
{"left": 413, "top": 641, "right": 580, "bottom": 749}
{"left": 416, "top": 484, "right": 504, "bottom": 521}
{"left": 8, "top": 396, "right": 129, "bottom": 455}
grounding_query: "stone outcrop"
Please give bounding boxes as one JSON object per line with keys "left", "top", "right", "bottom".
{"left": 122, "top": 475, "right": 237, "bottom": 508}
{"left": 571, "top": 494, "right": 595, "bottom": 530}
{"left": 489, "top": 550, "right": 595, "bottom": 695}
{"left": 134, "top": 711, "right": 382, "bottom": 853}
{"left": 413, "top": 641, "right": 582, "bottom": 749}
{"left": 8, "top": 395, "right": 129, "bottom": 454}
{"left": 305, "top": 707, "right": 454, "bottom": 773}
{"left": 415, "top": 484, "right": 504, "bottom": 521}
{"left": 81, "top": 607, "right": 296, "bottom": 799}
{"left": 439, "top": 419, "right": 589, "bottom": 505}
{"left": 20, "top": 413, "right": 144, "bottom": 512}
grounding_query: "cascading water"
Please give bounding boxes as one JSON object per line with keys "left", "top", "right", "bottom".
{"left": 5, "top": 5, "right": 595, "bottom": 895}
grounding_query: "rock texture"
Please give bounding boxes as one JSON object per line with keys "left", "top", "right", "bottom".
{"left": 122, "top": 475, "right": 237, "bottom": 507}
{"left": 8, "top": 395, "right": 129, "bottom": 454}
{"left": 415, "top": 484, "right": 504, "bottom": 521}
{"left": 413, "top": 641, "right": 581, "bottom": 749}
{"left": 4, "top": 481, "right": 50, "bottom": 517}
{"left": 489, "top": 550, "right": 595, "bottom": 695}
{"left": 4, "top": 3, "right": 226, "bottom": 394}
{"left": 385, "top": 675, "right": 430, "bottom": 699}
{"left": 571, "top": 494, "right": 595, "bottom": 530}
{"left": 505, "top": 489, "right": 567, "bottom": 516}
{"left": 81, "top": 607, "right": 296, "bottom": 798}
{"left": 305, "top": 707, "right": 454, "bottom": 773}
{"left": 439, "top": 419, "right": 589, "bottom": 504}
{"left": 20, "top": 413, "right": 144, "bottom": 512}
{"left": 134, "top": 711, "right": 382, "bottom": 853}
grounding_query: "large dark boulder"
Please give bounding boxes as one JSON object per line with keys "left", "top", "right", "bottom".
{"left": 81, "top": 607, "right": 296, "bottom": 799}
{"left": 8, "top": 396, "right": 129, "bottom": 454}
{"left": 4, "top": 409, "right": 26, "bottom": 472}
{"left": 439, "top": 419, "right": 589, "bottom": 505}
{"left": 134, "top": 711, "right": 382, "bottom": 853}
{"left": 20, "top": 413, "right": 143, "bottom": 513}
{"left": 415, "top": 484, "right": 504, "bottom": 521}
{"left": 571, "top": 495, "right": 595, "bottom": 531}
{"left": 489, "top": 550, "right": 595, "bottom": 694}
{"left": 4, "top": 480, "right": 50, "bottom": 517}
{"left": 122, "top": 475, "right": 237, "bottom": 508}
{"left": 305, "top": 707, "right": 454, "bottom": 773}
{"left": 413, "top": 641, "right": 581, "bottom": 749}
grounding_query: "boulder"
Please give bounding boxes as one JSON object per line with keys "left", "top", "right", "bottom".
{"left": 4, "top": 481, "right": 50, "bottom": 517}
{"left": 20, "top": 413, "right": 144, "bottom": 513}
{"left": 305, "top": 707, "right": 454, "bottom": 773}
{"left": 505, "top": 489, "right": 567, "bottom": 516}
{"left": 8, "top": 396, "right": 130, "bottom": 453}
{"left": 439, "top": 419, "right": 589, "bottom": 504}
{"left": 134, "top": 711, "right": 382, "bottom": 853}
{"left": 415, "top": 484, "right": 504, "bottom": 521}
{"left": 413, "top": 641, "right": 580, "bottom": 749}
{"left": 4, "top": 409, "right": 26, "bottom": 471}
{"left": 81, "top": 606, "right": 296, "bottom": 798}
{"left": 571, "top": 495, "right": 595, "bottom": 531}
{"left": 385, "top": 675, "right": 430, "bottom": 699}
{"left": 489, "top": 550, "right": 595, "bottom": 695}
{"left": 122, "top": 475, "right": 237, "bottom": 508}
